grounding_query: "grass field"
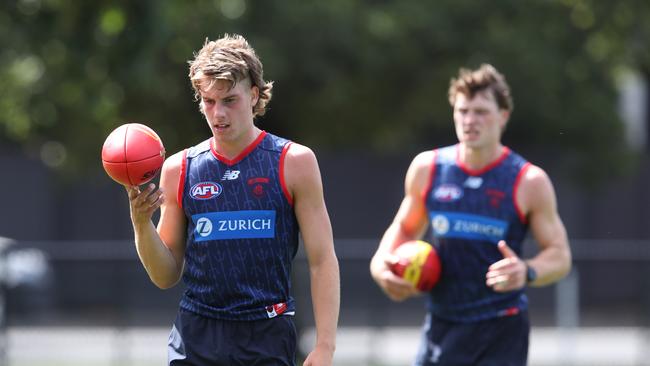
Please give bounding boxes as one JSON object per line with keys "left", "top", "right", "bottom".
{"left": 6, "top": 326, "right": 650, "bottom": 366}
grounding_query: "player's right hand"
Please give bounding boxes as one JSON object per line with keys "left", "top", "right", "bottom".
{"left": 125, "top": 183, "right": 164, "bottom": 225}
{"left": 373, "top": 254, "right": 420, "bottom": 302}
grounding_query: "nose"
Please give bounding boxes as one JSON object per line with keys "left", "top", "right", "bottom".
{"left": 463, "top": 111, "right": 478, "bottom": 125}
{"left": 209, "top": 103, "right": 226, "bottom": 121}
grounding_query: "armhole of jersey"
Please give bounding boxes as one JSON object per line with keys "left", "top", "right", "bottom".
{"left": 513, "top": 162, "right": 532, "bottom": 224}
{"left": 280, "top": 142, "right": 294, "bottom": 206}
{"left": 421, "top": 149, "right": 437, "bottom": 204}
{"left": 177, "top": 149, "right": 188, "bottom": 210}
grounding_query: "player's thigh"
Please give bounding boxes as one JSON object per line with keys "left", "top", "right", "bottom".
{"left": 237, "top": 315, "right": 297, "bottom": 365}
{"left": 414, "top": 313, "right": 529, "bottom": 366}
{"left": 168, "top": 310, "right": 227, "bottom": 365}
{"left": 414, "top": 315, "right": 477, "bottom": 366}
{"left": 168, "top": 311, "right": 297, "bottom": 366}
{"left": 478, "top": 311, "right": 529, "bottom": 366}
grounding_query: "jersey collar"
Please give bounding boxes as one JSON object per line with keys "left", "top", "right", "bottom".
{"left": 210, "top": 130, "right": 267, "bottom": 166}
{"left": 456, "top": 145, "right": 510, "bottom": 176}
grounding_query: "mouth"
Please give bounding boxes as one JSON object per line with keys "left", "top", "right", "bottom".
{"left": 213, "top": 123, "right": 230, "bottom": 131}
{"left": 464, "top": 130, "right": 479, "bottom": 138}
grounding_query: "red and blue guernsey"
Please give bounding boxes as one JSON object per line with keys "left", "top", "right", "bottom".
{"left": 423, "top": 144, "right": 531, "bottom": 322}
{"left": 177, "top": 131, "right": 299, "bottom": 321}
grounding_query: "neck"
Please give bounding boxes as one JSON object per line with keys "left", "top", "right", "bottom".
{"left": 459, "top": 143, "right": 504, "bottom": 170}
{"left": 213, "top": 127, "right": 262, "bottom": 160}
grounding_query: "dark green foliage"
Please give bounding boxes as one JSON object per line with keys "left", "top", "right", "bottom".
{"left": 0, "top": 0, "right": 647, "bottom": 185}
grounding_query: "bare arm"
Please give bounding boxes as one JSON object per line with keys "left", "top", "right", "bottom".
{"left": 520, "top": 165, "right": 572, "bottom": 286}
{"left": 126, "top": 151, "right": 187, "bottom": 289}
{"left": 284, "top": 144, "right": 339, "bottom": 366}
{"left": 369, "top": 151, "right": 432, "bottom": 301}
{"left": 486, "top": 165, "right": 572, "bottom": 291}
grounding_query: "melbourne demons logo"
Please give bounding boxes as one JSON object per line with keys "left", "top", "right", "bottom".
{"left": 433, "top": 184, "right": 463, "bottom": 202}
{"left": 248, "top": 177, "right": 270, "bottom": 198}
{"left": 190, "top": 182, "right": 223, "bottom": 200}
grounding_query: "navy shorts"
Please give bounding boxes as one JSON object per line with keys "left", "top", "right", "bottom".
{"left": 414, "top": 311, "right": 529, "bottom": 366}
{"left": 168, "top": 310, "right": 297, "bottom": 366}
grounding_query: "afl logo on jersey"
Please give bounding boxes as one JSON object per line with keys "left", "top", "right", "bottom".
{"left": 190, "top": 182, "right": 223, "bottom": 200}
{"left": 433, "top": 184, "right": 463, "bottom": 202}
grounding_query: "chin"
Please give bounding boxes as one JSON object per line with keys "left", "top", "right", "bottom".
{"left": 463, "top": 141, "right": 483, "bottom": 149}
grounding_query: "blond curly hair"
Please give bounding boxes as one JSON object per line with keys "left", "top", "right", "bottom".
{"left": 188, "top": 34, "right": 273, "bottom": 117}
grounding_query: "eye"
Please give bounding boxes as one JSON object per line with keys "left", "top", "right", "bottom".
{"left": 202, "top": 98, "right": 215, "bottom": 106}
{"left": 223, "top": 97, "right": 236, "bottom": 104}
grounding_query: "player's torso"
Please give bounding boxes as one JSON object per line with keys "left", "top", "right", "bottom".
{"left": 423, "top": 144, "right": 530, "bottom": 322}
{"left": 179, "top": 131, "right": 299, "bottom": 321}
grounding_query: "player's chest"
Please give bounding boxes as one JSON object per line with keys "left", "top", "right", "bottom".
{"left": 187, "top": 157, "right": 285, "bottom": 212}
{"left": 429, "top": 173, "right": 513, "bottom": 213}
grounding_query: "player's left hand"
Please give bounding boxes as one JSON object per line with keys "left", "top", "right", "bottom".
{"left": 303, "top": 343, "right": 334, "bottom": 366}
{"left": 125, "top": 183, "right": 164, "bottom": 226}
{"left": 485, "top": 240, "right": 527, "bottom": 292}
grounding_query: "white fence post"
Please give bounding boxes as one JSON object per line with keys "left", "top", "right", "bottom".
{"left": 555, "top": 268, "right": 579, "bottom": 365}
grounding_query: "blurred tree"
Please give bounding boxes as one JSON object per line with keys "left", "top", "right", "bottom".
{"left": 0, "top": 0, "right": 647, "bottom": 185}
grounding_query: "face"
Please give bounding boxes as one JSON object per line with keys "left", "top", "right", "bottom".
{"left": 198, "top": 78, "right": 259, "bottom": 145}
{"left": 452, "top": 90, "right": 509, "bottom": 150}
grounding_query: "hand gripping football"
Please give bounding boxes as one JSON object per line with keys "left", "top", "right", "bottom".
{"left": 390, "top": 240, "right": 441, "bottom": 291}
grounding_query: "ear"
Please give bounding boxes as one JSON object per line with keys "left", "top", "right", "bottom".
{"left": 499, "top": 109, "right": 510, "bottom": 129}
{"left": 250, "top": 85, "right": 259, "bottom": 107}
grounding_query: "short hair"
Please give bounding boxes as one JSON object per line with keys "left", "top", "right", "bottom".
{"left": 188, "top": 34, "right": 273, "bottom": 117}
{"left": 448, "top": 64, "right": 513, "bottom": 112}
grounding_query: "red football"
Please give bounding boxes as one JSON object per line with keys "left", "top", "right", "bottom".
{"left": 101, "top": 123, "right": 165, "bottom": 186}
{"left": 390, "top": 240, "right": 442, "bottom": 291}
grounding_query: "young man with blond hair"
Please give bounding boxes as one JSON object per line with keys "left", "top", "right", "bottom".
{"left": 126, "top": 34, "right": 339, "bottom": 366}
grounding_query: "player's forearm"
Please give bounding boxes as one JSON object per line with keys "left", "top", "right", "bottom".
{"left": 133, "top": 221, "right": 182, "bottom": 289}
{"left": 370, "top": 222, "right": 409, "bottom": 277}
{"left": 309, "top": 254, "right": 340, "bottom": 353}
{"left": 527, "top": 243, "right": 572, "bottom": 287}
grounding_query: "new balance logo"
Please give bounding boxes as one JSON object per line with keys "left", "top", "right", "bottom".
{"left": 221, "top": 170, "right": 240, "bottom": 180}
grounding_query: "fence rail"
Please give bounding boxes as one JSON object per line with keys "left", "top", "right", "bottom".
{"left": 1, "top": 238, "right": 650, "bottom": 365}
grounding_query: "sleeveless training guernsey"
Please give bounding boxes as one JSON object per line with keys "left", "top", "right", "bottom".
{"left": 423, "top": 144, "right": 531, "bottom": 322}
{"left": 178, "top": 131, "right": 299, "bottom": 321}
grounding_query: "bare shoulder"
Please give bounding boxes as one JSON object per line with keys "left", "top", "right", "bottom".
{"left": 283, "top": 143, "right": 321, "bottom": 196}
{"left": 159, "top": 150, "right": 185, "bottom": 194}
{"left": 410, "top": 150, "right": 435, "bottom": 174}
{"left": 405, "top": 150, "right": 435, "bottom": 192}
{"left": 162, "top": 150, "right": 184, "bottom": 174}
{"left": 161, "top": 150, "right": 183, "bottom": 178}
{"left": 518, "top": 164, "right": 557, "bottom": 212}
{"left": 286, "top": 142, "right": 316, "bottom": 162}
{"left": 284, "top": 142, "right": 320, "bottom": 183}
{"left": 521, "top": 164, "right": 553, "bottom": 192}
